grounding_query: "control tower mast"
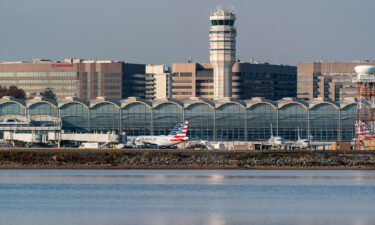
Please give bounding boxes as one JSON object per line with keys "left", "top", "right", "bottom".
{"left": 354, "top": 65, "right": 375, "bottom": 150}
{"left": 209, "top": 9, "right": 237, "bottom": 100}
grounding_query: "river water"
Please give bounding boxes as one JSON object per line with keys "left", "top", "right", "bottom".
{"left": 0, "top": 170, "right": 374, "bottom": 225}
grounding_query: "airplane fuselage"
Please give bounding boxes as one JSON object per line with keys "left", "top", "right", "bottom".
{"left": 134, "top": 135, "right": 189, "bottom": 147}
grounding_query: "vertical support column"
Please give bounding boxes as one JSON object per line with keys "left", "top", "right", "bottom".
{"left": 213, "top": 108, "right": 216, "bottom": 142}
{"left": 150, "top": 107, "right": 154, "bottom": 135}
{"left": 87, "top": 107, "right": 91, "bottom": 132}
{"left": 338, "top": 108, "right": 341, "bottom": 141}
{"left": 182, "top": 107, "right": 185, "bottom": 121}
{"left": 276, "top": 109, "right": 279, "bottom": 136}
{"left": 244, "top": 109, "right": 248, "bottom": 141}
{"left": 119, "top": 108, "right": 122, "bottom": 132}
{"left": 307, "top": 108, "right": 310, "bottom": 141}
{"left": 58, "top": 107, "right": 61, "bottom": 148}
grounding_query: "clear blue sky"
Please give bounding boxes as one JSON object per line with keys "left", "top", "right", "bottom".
{"left": 0, "top": 0, "right": 374, "bottom": 65}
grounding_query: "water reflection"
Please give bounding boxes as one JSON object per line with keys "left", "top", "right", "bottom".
{"left": 0, "top": 170, "right": 374, "bottom": 225}
{"left": 206, "top": 213, "right": 226, "bottom": 225}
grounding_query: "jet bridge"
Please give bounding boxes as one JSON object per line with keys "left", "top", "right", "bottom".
{"left": 48, "top": 131, "right": 121, "bottom": 144}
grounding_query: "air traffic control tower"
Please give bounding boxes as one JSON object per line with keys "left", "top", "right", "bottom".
{"left": 209, "top": 9, "right": 237, "bottom": 99}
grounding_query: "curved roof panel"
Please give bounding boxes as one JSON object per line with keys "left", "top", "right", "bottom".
{"left": 58, "top": 96, "right": 89, "bottom": 108}
{"left": 183, "top": 97, "right": 215, "bottom": 108}
{"left": 89, "top": 97, "right": 121, "bottom": 108}
{"left": 120, "top": 97, "right": 152, "bottom": 108}
{"left": 245, "top": 97, "right": 277, "bottom": 109}
{"left": 277, "top": 97, "right": 309, "bottom": 108}
{"left": 0, "top": 96, "right": 26, "bottom": 107}
{"left": 26, "top": 96, "right": 58, "bottom": 108}
{"left": 214, "top": 97, "right": 246, "bottom": 108}
{"left": 152, "top": 98, "right": 184, "bottom": 108}
{"left": 308, "top": 97, "right": 340, "bottom": 109}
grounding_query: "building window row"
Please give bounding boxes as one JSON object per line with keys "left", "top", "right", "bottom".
{"left": 173, "top": 73, "right": 192, "bottom": 77}
{"left": 172, "top": 92, "right": 191, "bottom": 95}
{"left": 0, "top": 72, "right": 78, "bottom": 77}
{"left": 0, "top": 79, "right": 78, "bottom": 84}
{"left": 172, "top": 86, "right": 192, "bottom": 89}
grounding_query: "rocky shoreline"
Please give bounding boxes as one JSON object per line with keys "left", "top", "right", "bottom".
{"left": 0, "top": 149, "right": 375, "bottom": 169}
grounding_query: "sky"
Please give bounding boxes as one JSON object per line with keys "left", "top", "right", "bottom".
{"left": 0, "top": 0, "right": 374, "bottom": 66}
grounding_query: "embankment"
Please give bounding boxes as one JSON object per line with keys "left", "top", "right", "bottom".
{"left": 0, "top": 149, "right": 375, "bottom": 169}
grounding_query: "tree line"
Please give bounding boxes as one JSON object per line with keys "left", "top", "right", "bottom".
{"left": 0, "top": 86, "right": 56, "bottom": 100}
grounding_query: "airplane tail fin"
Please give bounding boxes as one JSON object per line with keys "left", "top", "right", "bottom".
{"left": 168, "top": 122, "right": 183, "bottom": 136}
{"left": 174, "top": 120, "right": 189, "bottom": 139}
{"left": 297, "top": 127, "right": 301, "bottom": 140}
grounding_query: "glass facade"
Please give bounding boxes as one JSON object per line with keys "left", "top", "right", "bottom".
{"left": 309, "top": 104, "right": 339, "bottom": 141}
{"left": 0, "top": 102, "right": 25, "bottom": 116}
{"left": 247, "top": 103, "right": 277, "bottom": 141}
{"left": 278, "top": 103, "right": 308, "bottom": 140}
{"left": 121, "top": 103, "right": 152, "bottom": 136}
{"left": 60, "top": 102, "right": 89, "bottom": 132}
{"left": 0, "top": 98, "right": 357, "bottom": 141}
{"left": 153, "top": 103, "right": 183, "bottom": 136}
{"left": 185, "top": 103, "right": 214, "bottom": 141}
{"left": 216, "top": 104, "right": 245, "bottom": 141}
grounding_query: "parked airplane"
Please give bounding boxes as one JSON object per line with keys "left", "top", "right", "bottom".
{"left": 133, "top": 120, "right": 189, "bottom": 147}
{"left": 266, "top": 123, "right": 285, "bottom": 147}
{"left": 292, "top": 127, "right": 310, "bottom": 149}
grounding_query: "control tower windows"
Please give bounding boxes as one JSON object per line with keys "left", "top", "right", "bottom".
{"left": 211, "top": 20, "right": 234, "bottom": 26}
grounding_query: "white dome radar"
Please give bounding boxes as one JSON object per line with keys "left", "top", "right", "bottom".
{"left": 355, "top": 65, "right": 375, "bottom": 75}
{"left": 354, "top": 65, "right": 375, "bottom": 83}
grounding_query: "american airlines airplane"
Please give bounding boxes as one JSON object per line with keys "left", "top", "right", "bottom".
{"left": 133, "top": 120, "right": 189, "bottom": 147}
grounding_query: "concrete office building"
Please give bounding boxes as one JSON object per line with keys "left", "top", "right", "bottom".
{"left": 297, "top": 61, "right": 375, "bottom": 101}
{"left": 209, "top": 9, "right": 237, "bottom": 99}
{"left": 171, "top": 61, "right": 296, "bottom": 100}
{"left": 172, "top": 63, "right": 215, "bottom": 99}
{"left": 233, "top": 62, "right": 296, "bottom": 100}
{"left": 145, "top": 64, "right": 172, "bottom": 99}
{"left": 0, "top": 59, "right": 146, "bottom": 100}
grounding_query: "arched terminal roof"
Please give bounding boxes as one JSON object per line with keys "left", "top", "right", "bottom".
{"left": 213, "top": 97, "right": 246, "bottom": 108}
{"left": 245, "top": 97, "right": 277, "bottom": 109}
{"left": 0, "top": 96, "right": 358, "bottom": 110}
{"left": 183, "top": 97, "right": 215, "bottom": 108}
{"left": 120, "top": 97, "right": 152, "bottom": 108}
{"left": 26, "top": 96, "right": 58, "bottom": 108}
{"left": 340, "top": 98, "right": 357, "bottom": 109}
{"left": 0, "top": 96, "right": 26, "bottom": 108}
{"left": 152, "top": 98, "right": 184, "bottom": 108}
{"left": 308, "top": 97, "right": 340, "bottom": 109}
{"left": 89, "top": 96, "right": 121, "bottom": 108}
{"left": 277, "top": 97, "right": 309, "bottom": 109}
{"left": 58, "top": 96, "right": 89, "bottom": 108}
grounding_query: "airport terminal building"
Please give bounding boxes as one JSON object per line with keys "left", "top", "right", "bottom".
{"left": 0, "top": 96, "right": 356, "bottom": 142}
